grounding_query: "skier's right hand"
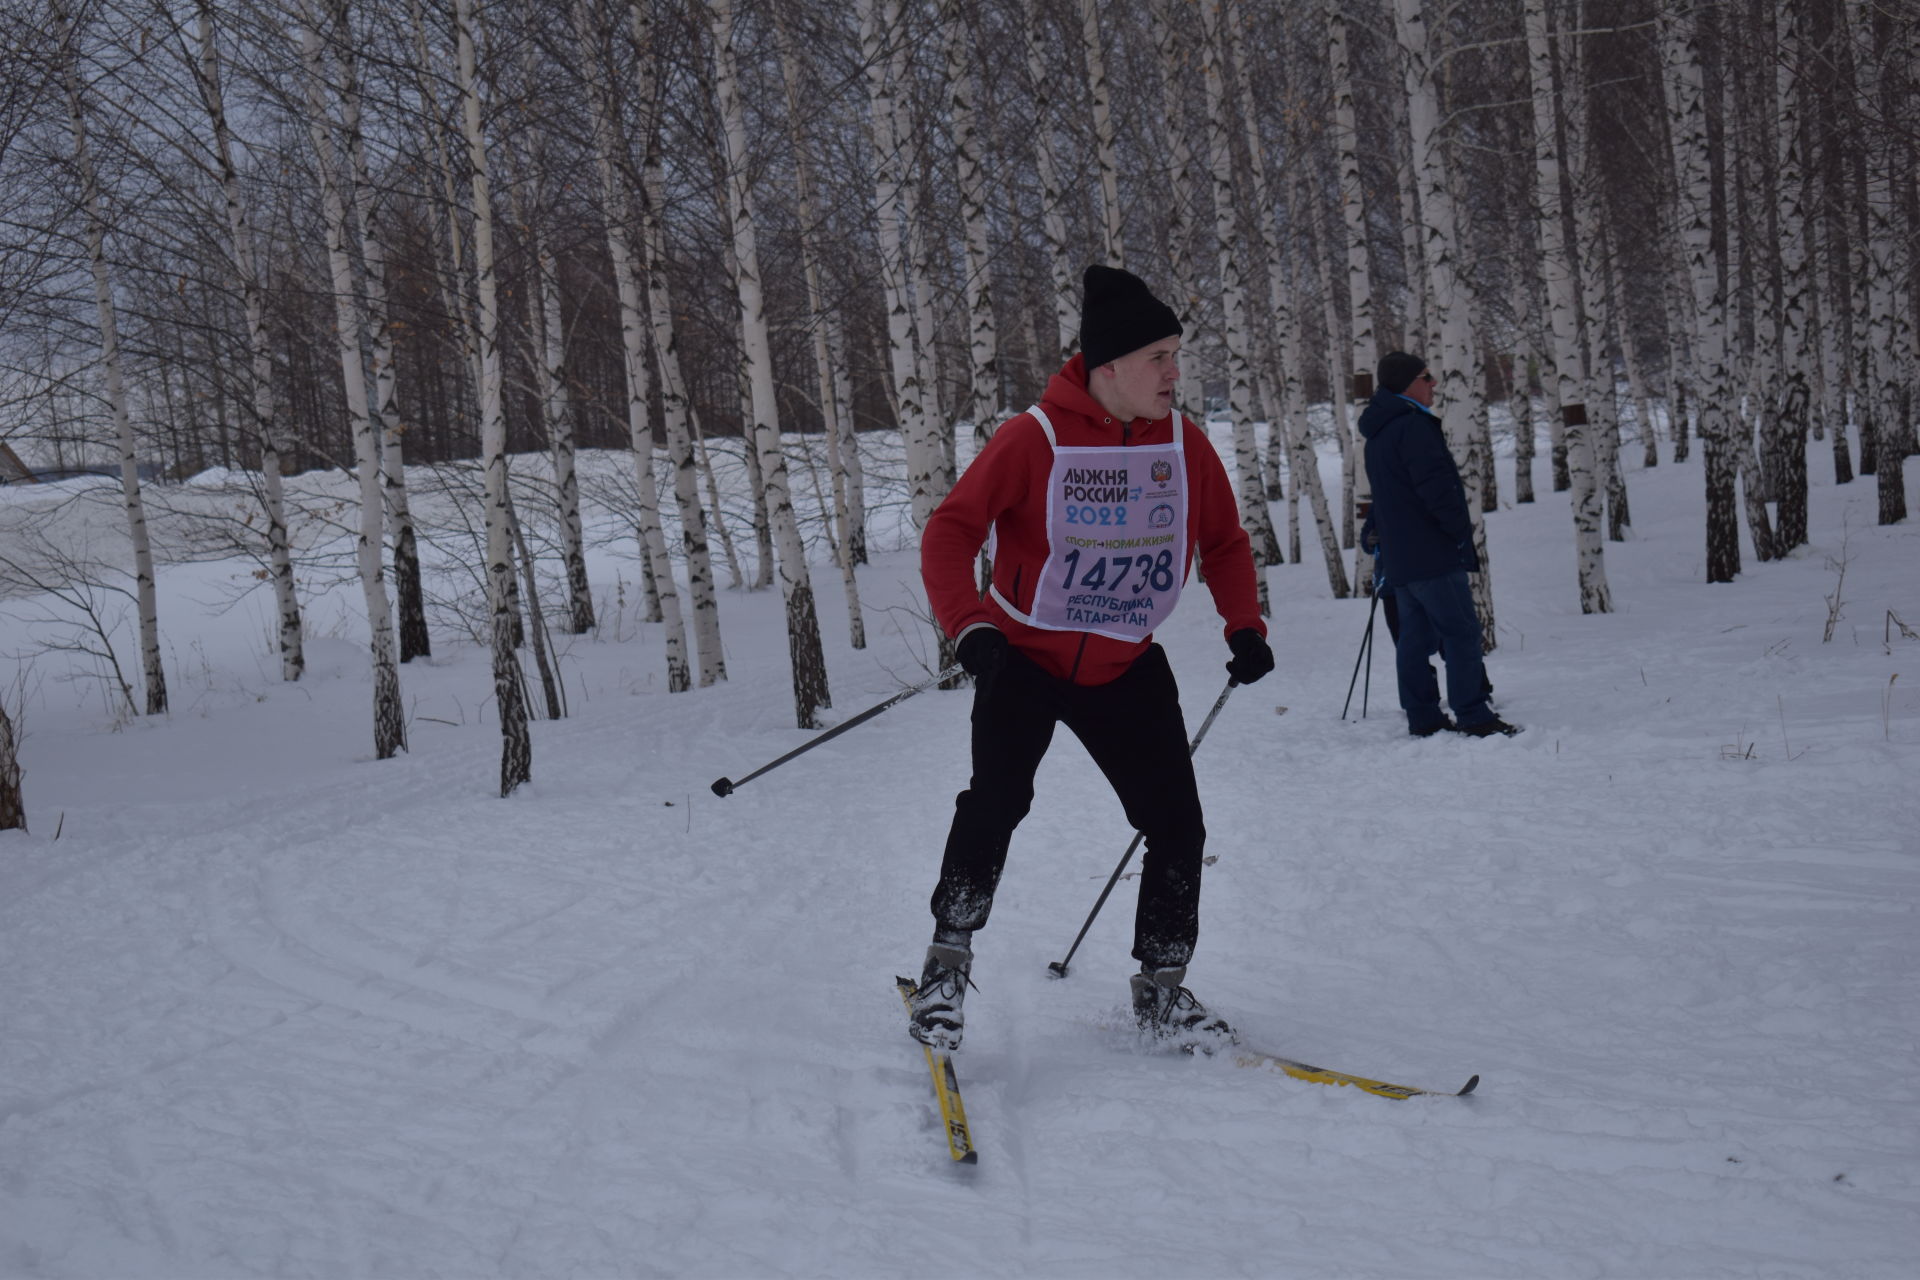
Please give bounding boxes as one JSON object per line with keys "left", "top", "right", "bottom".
{"left": 956, "top": 626, "right": 1008, "bottom": 680}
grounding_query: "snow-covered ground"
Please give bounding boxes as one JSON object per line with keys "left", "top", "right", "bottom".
{"left": 2, "top": 427, "right": 1916, "bottom": 1278}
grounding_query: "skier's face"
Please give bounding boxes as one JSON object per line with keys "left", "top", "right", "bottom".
{"left": 1096, "top": 336, "right": 1182, "bottom": 423}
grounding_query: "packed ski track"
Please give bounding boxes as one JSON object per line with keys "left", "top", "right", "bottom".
{"left": 2, "top": 430, "right": 1917, "bottom": 1279}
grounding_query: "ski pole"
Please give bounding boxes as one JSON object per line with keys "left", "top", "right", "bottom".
{"left": 1047, "top": 677, "right": 1239, "bottom": 979}
{"left": 711, "top": 663, "right": 964, "bottom": 797}
{"left": 1341, "top": 591, "right": 1380, "bottom": 720}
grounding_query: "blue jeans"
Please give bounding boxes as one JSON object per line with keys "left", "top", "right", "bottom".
{"left": 1394, "top": 571, "right": 1493, "bottom": 731}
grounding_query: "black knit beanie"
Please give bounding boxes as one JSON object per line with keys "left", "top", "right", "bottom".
{"left": 1377, "top": 351, "right": 1428, "bottom": 395}
{"left": 1079, "top": 264, "right": 1184, "bottom": 371}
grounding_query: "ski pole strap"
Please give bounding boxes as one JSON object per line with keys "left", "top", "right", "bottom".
{"left": 712, "top": 662, "right": 966, "bottom": 797}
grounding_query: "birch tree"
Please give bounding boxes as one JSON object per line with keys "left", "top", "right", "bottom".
{"left": 858, "top": 0, "right": 940, "bottom": 529}
{"left": 56, "top": 0, "right": 167, "bottom": 716}
{"left": 329, "top": 0, "right": 428, "bottom": 662}
{"left": 1150, "top": 0, "right": 1204, "bottom": 389}
{"left": 1200, "top": 0, "right": 1278, "bottom": 610}
{"left": 1079, "top": 0, "right": 1124, "bottom": 264}
{"left": 942, "top": 3, "right": 999, "bottom": 442}
{"left": 1025, "top": 0, "right": 1076, "bottom": 364}
{"left": 1769, "top": 0, "right": 1812, "bottom": 552}
{"left": 192, "top": 0, "right": 302, "bottom": 681}
{"left": 711, "top": 0, "right": 830, "bottom": 728}
{"left": 1525, "top": 0, "right": 1609, "bottom": 611}
{"left": 1661, "top": 2, "right": 1742, "bottom": 582}
{"left": 452, "top": 0, "right": 529, "bottom": 793}
{"left": 523, "top": 203, "right": 594, "bottom": 635}
{"left": 0, "top": 699, "right": 21, "bottom": 832}
{"left": 1225, "top": 2, "right": 1345, "bottom": 597}
{"left": 629, "top": 0, "right": 724, "bottom": 683}
{"left": 775, "top": 4, "right": 863, "bottom": 649}
{"left": 1850, "top": 0, "right": 1910, "bottom": 526}
{"left": 1328, "top": 0, "right": 1379, "bottom": 590}
{"left": 572, "top": 0, "right": 690, "bottom": 693}
{"left": 1394, "top": 0, "right": 1494, "bottom": 648}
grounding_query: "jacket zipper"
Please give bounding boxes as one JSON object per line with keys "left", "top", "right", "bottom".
{"left": 1069, "top": 632, "right": 1089, "bottom": 682}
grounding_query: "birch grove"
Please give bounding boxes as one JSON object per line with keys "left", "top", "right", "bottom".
{"left": 4, "top": 0, "right": 1914, "bottom": 783}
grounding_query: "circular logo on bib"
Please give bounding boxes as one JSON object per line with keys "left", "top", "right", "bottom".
{"left": 1148, "top": 503, "right": 1176, "bottom": 529}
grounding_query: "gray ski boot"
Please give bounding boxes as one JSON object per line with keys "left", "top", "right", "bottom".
{"left": 1132, "top": 964, "right": 1237, "bottom": 1052}
{"left": 908, "top": 939, "right": 973, "bottom": 1051}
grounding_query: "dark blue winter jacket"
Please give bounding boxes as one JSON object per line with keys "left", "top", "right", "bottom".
{"left": 1357, "top": 390, "right": 1478, "bottom": 588}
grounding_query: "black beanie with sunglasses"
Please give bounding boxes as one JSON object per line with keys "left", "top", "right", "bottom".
{"left": 1079, "top": 264, "right": 1184, "bottom": 371}
{"left": 1377, "top": 351, "right": 1429, "bottom": 395}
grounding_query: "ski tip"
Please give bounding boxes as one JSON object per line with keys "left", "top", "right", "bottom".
{"left": 1458, "top": 1074, "right": 1480, "bottom": 1096}
{"left": 957, "top": 1150, "right": 979, "bottom": 1165}
{"left": 1046, "top": 961, "right": 1069, "bottom": 979}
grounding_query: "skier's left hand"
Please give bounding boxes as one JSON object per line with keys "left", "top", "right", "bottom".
{"left": 1225, "top": 629, "right": 1274, "bottom": 685}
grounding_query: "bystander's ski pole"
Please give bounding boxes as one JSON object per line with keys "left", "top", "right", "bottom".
{"left": 1341, "top": 591, "right": 1380, "bottom": 720}
{"left": 712, "top": 663, "right": 964, "bottom": 797}
{"left": 1047, "top": 677, "right": 1239, "bottom": 978}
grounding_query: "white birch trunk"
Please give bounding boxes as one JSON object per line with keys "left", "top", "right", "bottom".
{"left": 1766, "top": 0, "right": 1813, "bottom": 549}
{"left": 1660, "top": 2, "right": 1743, "bottom": 581}
{"left": 328, "top": 0, "right": 427, "bottom": 664}
{"left": 1566, "top": 41, "right": 1629, "bottom": 547}
{"left": 194, "top": 0, "right": 302, "bottom": 681}
{"left": 571, "top": 0, "right": 690, "bottom": 692}
{"left": 1394, "top": 0, "right": 1495, "bottom": 649}
{"left": 942, "top": 5, "right": 999, "bottom": 443}
{"left": 453, "top": 0, "right": 529, "bottom": 793}
{"left": 1024, "top": 0, "right": 1076, "bottom": 364}
{"left": 1329, "top": 0, "right": 1378, "bottom": 589}
{"left": 1722, "top": 55, "right": 1778, "bottom": 563}
{"left": 527, "top": 220, "right": 594, "bottom": 634}
{"left": 1150, "top": 0, "right": 1205, "bottom": 391}
{"left": 1200, "top": 0, "right": 1278, "bottom": 610}
{"left": 858, "top": 0, "right": 940, "bottom": 530}
{"left": 712, "top": 0, "right": 830, "bottom": 728}
{"left": 827, "top": 318, "right": 868, "bottom": 567}
{"left": 1525, "top": 0, "right": 1610, "bottom": 612}
{"left": 1813, "top": 211, "right": 1854, "bottom": 484}
{"left": 57, "top": 3, "right": 168, "bottom": 717}
{"left": 1851, "top": 0, "right": 1910, "bottom": 525}
{"left": 1080, "top": 0, "right": 1124, "bottom": 265}
{"left": 628, "top": 0, "right": 724, "bottom": 683}
{"left": 1226, "top": 5, "right": 1346, "bottom": 597}
{"left": 776, "top": 8, "right": 864, "bottom": 651}
{"left": 298, "top": 10, "right": 403, "bottom": 756}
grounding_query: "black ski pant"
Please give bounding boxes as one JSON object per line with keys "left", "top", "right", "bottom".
{"left": 929, "top": 643, "right": 1206, "bottom": 969}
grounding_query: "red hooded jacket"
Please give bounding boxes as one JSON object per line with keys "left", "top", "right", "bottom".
{"left": 921, "top": 354, "right": 1266, "bottom": 687}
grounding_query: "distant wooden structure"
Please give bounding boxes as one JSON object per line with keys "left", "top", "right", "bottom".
{"left": 0, "top": 442, "right": 36, "bottom": 484}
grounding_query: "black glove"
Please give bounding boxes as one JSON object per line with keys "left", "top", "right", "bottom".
{"left": 956, "top": 627, "right": 1008, "bottom": 680}
{"left": 1225, "top": 628, "right": 1274, "bottom": 685}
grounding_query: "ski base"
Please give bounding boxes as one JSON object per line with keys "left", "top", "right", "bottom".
{"left": 896, "top": 976, "right": 979, "bottom": 1163}
{"left": 1233, "top": 1049, "right": 1479, "bottom": 1100}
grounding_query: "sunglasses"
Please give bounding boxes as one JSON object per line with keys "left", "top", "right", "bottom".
{"left": 1417, "top": 372, "right": 1437, "bottom": 383}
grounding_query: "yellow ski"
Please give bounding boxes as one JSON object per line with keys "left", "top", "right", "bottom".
{"left": 896, "top": 977, "right": 979, "bottom": 1163}
{"left": 1234, "top": 1049, "right": 1478, "bottom": 1100}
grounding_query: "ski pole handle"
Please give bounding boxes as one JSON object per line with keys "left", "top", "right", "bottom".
{"left": 712, "top": 662, "right": 966, "bottom": 797}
